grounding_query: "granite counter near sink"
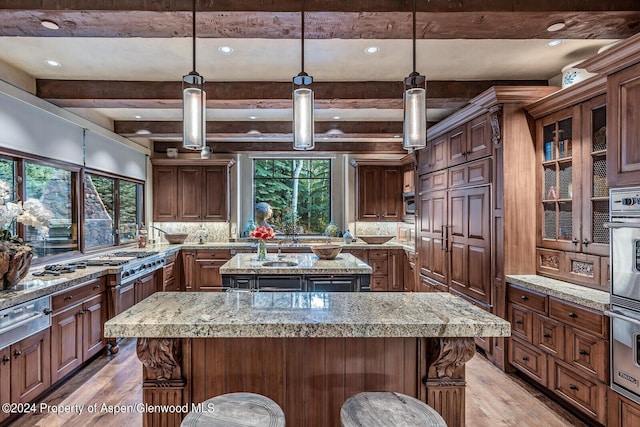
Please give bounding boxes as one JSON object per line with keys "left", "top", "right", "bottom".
{"left": 219, "top": 252, "right": 372, "bottom": 275}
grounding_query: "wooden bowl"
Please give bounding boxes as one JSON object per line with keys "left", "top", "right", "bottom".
{"left": 357, "top": 235, "right": 394, "bottom": 244}
{"left": 311, "top": 244, "right": 342, "bottom": 260}
{"left": 163, "top": 233, "right": 188, "bottom": 244}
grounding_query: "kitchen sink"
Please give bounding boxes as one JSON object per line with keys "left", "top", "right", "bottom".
{"left": 262, "top": 261, "right": 298, "bottom": 267}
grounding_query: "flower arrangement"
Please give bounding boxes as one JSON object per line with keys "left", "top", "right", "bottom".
{"left": 249, "top": 225, "right": 275, "bottom": 241}
{"left": 0, "top": 179, "right": 52, "bottom": 242}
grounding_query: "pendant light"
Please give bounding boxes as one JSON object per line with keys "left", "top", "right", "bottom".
{"left": 403, "top": 0, "right": 427, "bottom": 150}
{"left": 182, "top": 0, "right": 206, "bottom": 150}
{"left": 292, "top": 0, "right": 314, "bottom": 150}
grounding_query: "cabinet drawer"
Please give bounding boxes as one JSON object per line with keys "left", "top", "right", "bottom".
{"left": 549, "top": 359, "right": 606, "bottom": 424}
{"left": 507, "top": 284, "right": 547, "bottom": 314}
{"left": 368, "top": 249, "right": 388, "bottom": 259}
{"left": 510, "top": 338, "right": 547, "bottom": 386}
{"left": 163, "top": 263, "right": 175, "bottom": 281}
{"left": 533, "top": 314, "right": 565, "bottom": 359}
{"left": 195, "top": 250, "right": 230, "bottom": 260}
{"left": 370, "top": 259, "right": 388, "bottom": 276}
{"left": 164, "top": 252, "right": 177, "bottom": 265}
{"left": 509, "top": 303, "right": 534, "bottom": 343}
{"left": 566, "top": 327, "right": 608, "bottom": 383}
{"left": 371, "top": 276, "right": 388, "bottom": 291}
{"left": 52, "top": 278, "right": 106, "bottom": 312}
{"left": 549, "top": 298, "right": 607, "bottom": 338}
{"left": 163, "top": 278, "right": 176, "bottom": 292}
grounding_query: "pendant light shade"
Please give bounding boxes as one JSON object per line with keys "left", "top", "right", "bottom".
{"left": 182, "top": 0, "right": 206, "bottom": 150}
{"left": 293, "top": 0, "right": 314, "bottom": 150}
{"left": 403, "top": 0, "right": 427, "bottom": 150}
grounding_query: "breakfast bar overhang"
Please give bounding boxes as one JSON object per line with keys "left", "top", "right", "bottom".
{"left": 104, "top": 291, "right": 510, "bottom": 427}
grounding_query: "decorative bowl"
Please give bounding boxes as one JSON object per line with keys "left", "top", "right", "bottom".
{"left": 163, "top": 233, "right": 188, "bottom": 244}
{"left": 311, "top": 244, "right": 342, "bottom": 260}
{"left": 357, "top": 235, "right": 394, "bottom": 245}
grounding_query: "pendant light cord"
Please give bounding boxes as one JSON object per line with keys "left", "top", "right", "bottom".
{"left": 412, "top": 0, "right": 416, "bottom": 74}
{"left": 301, "top": 0, "right": 305, "bottom": 74}
{"left": 192, "top": 0, "right": 197, "bottom": 73}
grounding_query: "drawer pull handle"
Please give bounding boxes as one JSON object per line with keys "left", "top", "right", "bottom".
{"left": 569, "top": 384, "right": 579, "bottom": 391}
{"left": 64, "top": 295, "right": 73, "bottom": 301}
{"left": 521, "top": 356, "right": 529, "bottom": 361}
{"left": 515, "top": 320, "right": 523, "bottom": 324}
{"left": 520, "top": 295, "right": 529, "bottom": 301}
{"left": 13, "top": 350, "right": 21, "bottom": 359}
{"left": 568, "top": 312, "right": 578, "bottom": 318}
{"left": 579, "top": 349, "right": 589, "bottom": 356}
{"left": 2, "top": 355, "right": 9, "bottom": 365}
{"left": 78, "top": 310, "right": 85, "bottom": 316}
{"left": 543, "top": 333, "right": 552, "bottom": 338}
{"left": 93, "top": 285, "right": 100, "bottom": 289}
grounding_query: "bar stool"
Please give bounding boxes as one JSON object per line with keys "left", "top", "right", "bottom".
{"left": 181, "top": 392, "right": 285, "bottom": 427}
{"left": 340, "top": 392, "right": 447, "bottom": 427}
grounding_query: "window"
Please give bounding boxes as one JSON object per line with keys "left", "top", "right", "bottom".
{"left": 253, "top": 159, "right": 330, "bottom": 235}
{"left": 84, "top": 173, "right": 144, "bottom": 248}
{"left": 0, "top": 158, "right": 16, "bottom": 236}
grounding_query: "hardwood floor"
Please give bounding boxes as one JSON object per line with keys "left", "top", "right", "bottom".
{"left": 10, "top": 340, "right": 588, "bottom": 427}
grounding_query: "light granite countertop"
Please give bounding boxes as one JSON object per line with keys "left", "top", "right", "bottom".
{"left": 104, "top": 291, "right": 510, "bottom": 339}
{"left": 219, "top": 253, "right": 372, "bottom": 275}
{"left": 506, "top": 274, "right": 610, "bottom": 311}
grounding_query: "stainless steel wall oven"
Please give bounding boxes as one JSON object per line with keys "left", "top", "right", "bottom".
{"left": 607, "top": 187, "right": 640, "bottom": 404}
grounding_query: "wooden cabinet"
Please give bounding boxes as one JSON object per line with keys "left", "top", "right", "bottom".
{"left": 507, "top": 283, "right": 609, "bottom": 424}
{"left": 368, "top": 249, "right": 389, "bottom": 291}
{"left": 403, "top": 250, "right": 416, "bottom": 292}
{"left": 387, "top": 249, "right": 403, "bottom": 291}
{"left": 183, "top": 249, "right": 231, "bottom": 292}
{"left": 403, "top": 163, "right": 415, "bottom": 194}
{"left": 51, "top": 277, "right": 107, "bottom": 383}
{"left": 151, "top": 159, "right": 233, "bottom": 222}
{"left": 527, "top": 82, "right": 609, "bottom": 289}
{"left": 608, "top": 387, "right": 640, "bottom": 427}
{"left": 356, "top": 165, "right": 402, "bottom": 221}
{"left": 607, "top": 61, "right": 640, "bottom": 187}
{"left": 0, "top": 345, "right": 8, "bottom": 423}
{"left": 162, "top": 251, "right": 177, "bottom": 291}
{"left": 134, "top": 272, "right": 157, "bottom": 303}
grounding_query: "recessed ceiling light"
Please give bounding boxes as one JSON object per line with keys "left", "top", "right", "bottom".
{"left": 546, "top": 22, "right": 565, "bottom": 32}
{"left": 364, "top": 46, "right": 379, "bottom": 54}
{"left": 332, "top": 116, "right": 341, "bottom": 120}
{"left": 41, "top": 20, "right": 59, "bottom": 30}
{"left": 134, "top": 115, "right": 142, "bottom": 119}
{"left": 249, "top": 115, "right": 257, "bottom": 120}
{"left": 546, "top": 39, "right": 563, "bottom": 47}
{"left": 394, "top": 135, "right": 402, "bottom": 138}
{"left": 45, "top": 59, "right": 61, "bottom": 67}
{"left": 218, "top": 46, "right": 233, "bottom": 54}
{"left": 135, "top": 129, "right": 151, "bottom": 135}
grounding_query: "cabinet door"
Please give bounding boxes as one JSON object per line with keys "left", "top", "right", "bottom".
{"left": 152, "top": 166, "right": 177, "bottom": 221}
{"left": 0, "top": 346, "right": 10, "bottom": 423}
{"left": 82, "top": 293, "right": 106, "bottom": 361}
{"left": 448, "top": 185, "right": 491, "bottom": 305}
{"left": 182, "top": 250, "right": 196, "bottom": 291}
{"left": 388, "top": 249, "right": 403, "bottom": 291}
{"left": 466, "top": 113, "right": 493, "bottom": 163}
{"left": 11, "top": 329, "right": 50, "bottom": 403}
{"left": 203, "top": 166, "right": 229, "bottom": 221}
{"left": 51, "top": 304, "right": 82, "bottom": 383}
{"left": 307, "top": 276, "right": 358, "bottom": 292}
{"left": 538, "top": 106, "right": 582, "bottom": 252}
{"left": 380, "top": 167, "right": 402, "bottom": 221}
{"left": 418, "top": 186, "right": 448, "bottom": 285}
{"left": 117, "top": 281, "right": 136, "bottom": 314}
{"left": 580, "top": 96, "right": 609, "bottom": 257}
{"left": 447, "top": 126, "right": 468, "bottom": 167}
{"left": 607, "top": 62, "right": 640, "bottom": 188}
{"left": 135, "top": 272, "right": 157, "bottom": 303}
{"left": 177, "top": 167, "right": 202, "bottom": 220}
{"left": 357, "top": 166, "right": 380, "bottom": 221}
{"left": 195, "top": 259, "right": 227, "bottom": 291}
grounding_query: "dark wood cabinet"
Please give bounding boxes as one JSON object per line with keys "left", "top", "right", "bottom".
{"left": 10, "top": 329, "right": 50, "bottom": 405}
{"left": 0, "top": 346, "right": 9, "bottom": 423}
{"left": 356, "top": 165, "right": 402, "bottom": 221}
{"left": 51, "top": 278, "right": 107, "bottom": 383}
{"left": 151, "top": 159, "right": 233, "bottom": 222}
{"left": 162, "top": 251, "right": 177, "bottom": 291}
{"left": 183, "top": 249, "right": 231, "bottom": 292}
{"left": 134, "top": 272, "right": 157, "bottom": 303}
{"left": 608, "top": 387, "right": 640, "bottom": 427}
{"left": 403, "top": 250, "right": 416, "bottom": 292}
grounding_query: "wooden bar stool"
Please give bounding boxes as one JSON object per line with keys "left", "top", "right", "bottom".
{"left": 181, "top": 392, "right": 285, "bottom": 427}
{"left": 341, "top": 392, "right": 447, "bottom": 427}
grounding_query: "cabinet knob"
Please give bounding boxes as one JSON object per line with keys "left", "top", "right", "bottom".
{"left": 520, "top": 295, "right": 529, "bottom": 301}
{"left": 582, "top": 238, "right": 589, "bottom": 246}
{"left": 2, "top": 355, "right": 9, "bottom": 364}
{"left": 543, "top": 333, "right": 552, "bottom": 338}
{"left": 568, "top": 312, "right": 578, "bottom": 318}
{"left": 13, "top": 350, "right": 22, "bottom": 359}
{"left": 579, "top": 349, "right": 589, "bottom": 356}
{"left": 515, "top": 320, "right": 523, "bottom": 325}
{"left": 43, "top": 308, "right": 52, "bottom": 315}
{"left": 521, "top": 356, "right": 529, "bottom": 361}
{"left": 571, "top": 237, "right": 578, "bottom": 245}
{"left": 569, "top": 384, "right": 579, "bottom": 391}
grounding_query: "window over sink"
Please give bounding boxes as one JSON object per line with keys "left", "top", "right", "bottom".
{"left": 253, "top": 159, "right": 331, "bottom": 235}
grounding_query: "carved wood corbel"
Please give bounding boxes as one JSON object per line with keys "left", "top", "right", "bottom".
{"left": 489, "top": 105, "right": 502, "bottom": 147}
{"left": 136, "top": 338, "right": 183, "bottom": 381}
{"left": 426, "top": 337, "right": 476, "bottom": 379}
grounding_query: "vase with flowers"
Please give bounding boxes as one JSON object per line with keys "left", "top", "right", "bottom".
{"left": 250, "top": 225, "right": 275, "bottom": 261}
{"left": 0, "top": 179, "right": 52, "bottom": 289}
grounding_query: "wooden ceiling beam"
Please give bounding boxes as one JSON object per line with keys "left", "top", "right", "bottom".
{"left": 37, "top": 79, "right": 547, "bottom": 109}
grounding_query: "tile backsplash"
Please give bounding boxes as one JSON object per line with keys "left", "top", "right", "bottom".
{"left": 151, "top": 222, "right": 230, "bottom": 243}
{"left": 354, "top": 222, "right": 399, "bottom": 239}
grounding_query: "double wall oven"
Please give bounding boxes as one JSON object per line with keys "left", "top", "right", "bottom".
{"left": 607, "top": 187, "right": 640, "bottom": 403}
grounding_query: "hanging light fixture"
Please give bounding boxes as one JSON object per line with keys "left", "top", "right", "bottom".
{"left": 292, "top": 0, "right": 314, "bottom": 150}
{"left": 403, "top": 0, "right": 426, "bottom": 150}
{"left": 182, "top": 0, "right": 206, "bottom": 150}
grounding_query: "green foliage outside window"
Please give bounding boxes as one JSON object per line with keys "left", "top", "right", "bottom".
{"left": 254, "top": 159, "right": 330, "bottom": 235}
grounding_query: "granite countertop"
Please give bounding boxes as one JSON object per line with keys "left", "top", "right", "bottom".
{"left": 219, "top": 253, "right": 372, "bottom": 275}
{"left": 505, "top": 274, "right": 610, "bottom": 311}
{"left": 104, "top": 291, "right": 511, "bottom": 339}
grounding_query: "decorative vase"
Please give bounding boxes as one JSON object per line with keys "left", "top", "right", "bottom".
{"left": 0, "top": 242, "right": 33, "bottom": 290}
{"left": 257, "top": 240, "right": 267, "bottom": 261}
{"left": 324, "top": 220, "right": 339, "bottom": 237}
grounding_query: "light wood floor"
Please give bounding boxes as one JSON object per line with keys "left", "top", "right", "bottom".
{"left": 10, "top": 340, "right": 588, "bottom": 427}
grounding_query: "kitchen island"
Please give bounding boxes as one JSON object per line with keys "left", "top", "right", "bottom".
{"left": 104, "top": 291, "right": 510, "bottom": 427}
{"left": 220, "top": 252, "right": 372, "bottom": 291}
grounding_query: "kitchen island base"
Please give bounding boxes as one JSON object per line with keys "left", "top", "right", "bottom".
{"left": 136, "top": 336, "right": 475, "bottom": 427}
